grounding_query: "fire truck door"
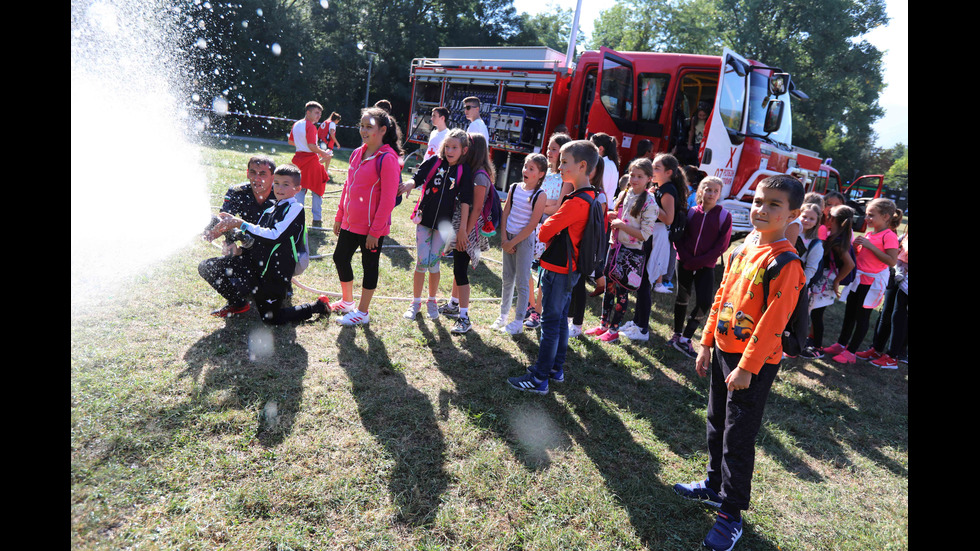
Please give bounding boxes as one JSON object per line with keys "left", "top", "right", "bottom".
{"left": 699, "top": 48, "right": 751, "bottom": 198}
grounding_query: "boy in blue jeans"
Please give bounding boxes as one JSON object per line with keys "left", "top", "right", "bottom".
{"left": 672, "top": 175, "right": 805, "bottom": 550}
{"left": 207, "top": 164, "right": 330, "bottom": 324}
{"left": 507, "top": 141, "right": 599, "bottom": 394}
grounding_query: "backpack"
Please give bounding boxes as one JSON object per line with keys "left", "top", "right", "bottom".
{"left": 563, "top": 187, "right": 606, "bottom": 281}
{"left": 667, "top": 187, "right": 688, "bottom": 243}
{"left": 795, "top": 236, "right": 825, "bottom": 289}
{"left": 728, "top": 243, "right": 808, "bottom": 357}
{"left": 475, "top": 169, "right": 503, "bottom": 237}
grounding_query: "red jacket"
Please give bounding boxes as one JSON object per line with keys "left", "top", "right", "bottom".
{"left": 538, "top": 188, "right": 596, "bottom": 274}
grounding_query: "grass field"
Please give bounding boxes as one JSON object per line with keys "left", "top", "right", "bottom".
{"left": 70, "top": 138, "right": 908, "bottom": 550}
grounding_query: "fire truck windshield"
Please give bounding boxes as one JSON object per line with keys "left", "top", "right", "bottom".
{"left": 747, "top": 71, "right": 792, "bottom": 147}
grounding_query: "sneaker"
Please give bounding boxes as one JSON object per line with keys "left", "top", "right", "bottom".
{"left": 403, "top": 303, "right": 421, "bottom": 320}
{"left": 799, "top": 346, "right": 824, "bottom": 359}
{"left": 621, "top": 325, "right": 649, "bottom": 342}
{"left": 663, "top": 280, "right": 674, "bottom": 291}
{"left": 871, "top": 353, "right": 898, "bottom": 369}
{"left": 331, "top": 300, "right": 355, "bottom": 314}
{"left": 313, "top": 296, "right": 331, "bottom": 316}
{"left": 667, "top": 332, "right": 681, "bottom": 346}
{"left": 490, "top": 315, "right": 508, "bottom": 330}
{"left": 523, "top": 306, "right": 534, "bottom": 322}
{"left": 832, "top": 349, "right": 857, "bottom": 364}
{"left": 619, "top": 321, "right": 636, "bottom": 333}
{"left": 673, "top": 338, "right": 697, "bottom": 359}
{"left": 599, "top": 330, "right": 619, "bottom": 342}
{"left": 426, "top": 300, "right": 439, "bottom": 319}
{"left": 508, "top": 372, "right": 548, "bottom": 395}
{"left": 654, "top": 282, "right": 672, "bottom": 294}
{"left": 703, "top": 511, "right": 743, "bottom": 551}
{"left": 439, "top": 301, "right": 460, "bottom": 318}
{"left": 856, "top": 347, "right": 882, "bottom": 361}
{"left": 451, "top": 315, "right": 471, "bottom": 334}
{"left": 585, "top": 325, "right": 608, "bottom": 337}
{"left": 822, "top": 342, "right": 845, "bottom": 356}
{"left": 568, "top": 324, "right": 583, "bottom": 338}
{"left": 896, "top": 352, "right": 909, "bottom": 365}
{"left": 210, "top": 303, "right": 250, "bottom": 318}
{"left": 505, "top": 319, "right": 524, "bottom": 335}
{"left": 337, "top": 310, "right": 370, "bottom": 326}
{"left": 672, "top": 479, "right": 721, "bottom": 508}
{"left": 524, "top": 311, "right": 541, "bottom": 329}
{"left": 526, "top": 367, "right": 564, "bottom": 382}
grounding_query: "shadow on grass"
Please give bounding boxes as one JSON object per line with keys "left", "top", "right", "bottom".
{"left": 177, "top": 315, "right": 310, "bottom": 448}
{"left": 336, "top": 325, "right": 448, "bottom": 527}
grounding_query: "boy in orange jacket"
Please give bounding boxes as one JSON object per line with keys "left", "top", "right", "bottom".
{"left": 673, "top": 175, "right": 805, "bottom": 551}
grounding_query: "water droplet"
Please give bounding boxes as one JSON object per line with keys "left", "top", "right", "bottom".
{"left": 194, "top": 37, "right": 207, "bottom": 49}
{"left": 241, "top": 20, "right": 248, "bottom": 28}
{"left": 271, "top": 43, "right": 281, "bottom": 56}
{"left": 256, "top": 8, "right": 263, "bottom": 16}
{"left": 212, "top": 96, "right": 229, "bottom": 115}
{"left": 191, "top": 93, "right": 200, "bottom": 102}
{"left": 320, "top": 0, "right": 329, "bottom": 8}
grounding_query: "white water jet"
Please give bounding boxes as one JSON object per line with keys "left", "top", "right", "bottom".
{"left": 71, "top": 0, "right": 210, "bottom": 307}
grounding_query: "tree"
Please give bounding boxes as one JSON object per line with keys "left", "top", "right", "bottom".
{"left": 510, "top": 4, "right": 587, "bottom": 54}
{"left": 884, "top": 149, "right": 908, "bottom": 191}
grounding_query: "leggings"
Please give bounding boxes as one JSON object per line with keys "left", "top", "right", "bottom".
{"left": 333, "top": 229, "right": 384, "bottom": 289}
{"left": 872, "top": 284, "right": 908, "bottom": 356}
{"left": 500, "top": 231, "right": 534, "bottom": 318}
{"left": 601, "top": 282, "right": 630, "bottom": 330}
{"left": 810, "top": 306, "right": 827, "bottom": 348}
{"left": 838, "top": 283, "right": 872, "bottom": 353}
{"left": 673, "top": 265, "right": 715, "bottom": 339}
{"left": 415, "top": 225, "right": 445, "bottom": 273}
{"left": 633, "top": 236, "right": 655, "bottom": 330}
{"left": 453, "top": 250, "right": 471, "bottom": 286}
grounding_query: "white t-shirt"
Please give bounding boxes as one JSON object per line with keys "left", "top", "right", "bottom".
{"left": 602, "top": 157, "right": 619, "bottom": 206}
{"left": 423, "top": 128, "right": 449, "bottom": 163}
{"left": 467, "top": 118, "right": 489, "bottom": 143}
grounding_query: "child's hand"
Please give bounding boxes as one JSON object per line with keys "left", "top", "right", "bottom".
{"left": 852, "top": 235, "right": 867, "bottom": 247}
{"left": 609, "top": 218, "right": 624, "bottom": 229}
{"left": 695, "top": 345, "right": 711, "bottom": 377}
{"left": 456, "top": 229, "right": 467, "bottom": 252}
{"left": 333, "top": 220, "right": 341, "bottom": 236}
{"left": 725, "top": 367, "right": 752, "bottom": 392}
{"left": 365, "top": 235, "right": 379, "bottom": 251}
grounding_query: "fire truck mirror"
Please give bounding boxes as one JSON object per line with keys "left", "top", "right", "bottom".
{"left": 764, "top": 100, "right": 784, "bottom": 133}
{"left": 769, "top": 73, "right": 789, "bottom": 96}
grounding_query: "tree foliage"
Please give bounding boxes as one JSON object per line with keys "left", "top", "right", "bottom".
{"left": 592, "top": 0, "right": 888, "bottom": 178}
{"left": 510, "top": 4, "right": 587, "bottom": 54}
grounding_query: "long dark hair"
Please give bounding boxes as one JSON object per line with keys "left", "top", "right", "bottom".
{"left": 590, "top": 132, "right": 620, "bottom": 172}
{"left": 467, "top": 133, "right": 496, "bottom": 185}
{"left": 361, "top": 106, "right": 403, "bottom": 156}
{"left": 825, "top": 204, "right": 854, "bottom": 263}
{"left": 653, "top": 153, "right": 688, "bottom": 206}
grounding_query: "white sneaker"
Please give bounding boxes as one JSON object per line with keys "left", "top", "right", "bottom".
{"left": 403, "top": 303, "right": 421, "bottom": 319}
{"left": 654, "top": 283, "right": 672, "bottom": 294}
{"left": 568, "top": 324, "right": 583, "bottom": 338}
{"left": 620, "top": 321, "right": 636, "bottom": 333}
{"left": 330, "top": 300, "right": 355, "bottom": 314}
{"left": 491, "top": 315, "right": 508, "bottom": 330}
{"left": 620, "top": 325, "right": 649, "bottom": 341}
{"left": 337, "top": 310, "right": 370, "bottom": 326}
{"left": 426, "top": 300, "right": 440, "bottom": 319}
{"left": 505, "top": 319, "right": 524, "bottom": 335}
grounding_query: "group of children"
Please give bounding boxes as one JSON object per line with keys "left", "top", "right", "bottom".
{"left": 199, "top": 101, "right": 904, "bottom": 551}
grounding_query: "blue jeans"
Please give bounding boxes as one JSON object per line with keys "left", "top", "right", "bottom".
{"left": 531, "top": 270, "right": 579, "bottom": 380}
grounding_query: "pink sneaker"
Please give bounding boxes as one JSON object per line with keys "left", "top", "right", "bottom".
{"left": 856, "top": 347, "right": 881, "bottom": 361}
{"left": 832, "top": 349, "right": 857, "bottom": 364}
{"left": 585, "top": 325, "right": 608, "bottom": 337}
{"left": 599, "top": 330, "right": 620, "bottom": 342}
{"left": 822, "top": 343, "right": 845, "bottom": 356}
{"left": 870, "top": 353, "right": 898, "bottom": 369}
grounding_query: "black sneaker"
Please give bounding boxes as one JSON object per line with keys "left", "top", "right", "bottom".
{"left": 451, "top": 315, "right": 471, "bottom": 334}
{"left": 799, "top": 346, "right": 824, "bottom": 359}
{"left": 439, "top": 301, "right": 460, "bottom": 318}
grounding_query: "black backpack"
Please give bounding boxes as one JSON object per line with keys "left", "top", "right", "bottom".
{"left": 668, "top": 200, "right": 688, "bottom": 243}
{"left": 729, "top": 243, "right": 808, "bottom": 357}
{"left": 563, "top": 187, "right": 606, "bottom": 282}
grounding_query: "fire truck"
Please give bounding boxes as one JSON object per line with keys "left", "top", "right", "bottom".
{"left": 406, "top": 46, "right": 882, "bottom": 233}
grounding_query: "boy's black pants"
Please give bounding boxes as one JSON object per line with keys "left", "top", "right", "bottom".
{"left": 706, "top": 346, "right": 779, "bottom": 514}
{"left": 199, "top": 255, "right": 318, "bottom": 325}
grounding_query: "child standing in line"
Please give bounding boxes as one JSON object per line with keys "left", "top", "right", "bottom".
{"left": 438, "top": 133, "right": 494, "bottom": 334}
{"left": 330, "top": 107, "right": 402, "bottom": 326}
{"left": 673, "top": 175, "right": 806, "bottom": 551}
{"left": 495, "top": 154, "right": 549, "bottom": 335}
{"left": 508, "top": 140, "right": 600, "bottom": 395}
{"left": 525, "top": 132, "right": 573, "bottom": 329}
{"left": 318, "top": 111, "right": 342, "bottom": 180}
{"left": 824, "top": 198, "right": 901, "bottom": 363}
{"left": 669, "top": 176, "right": 732, "bottom": 358}
{"left": 795, "top": 203, "right": 825, "bottom": 286}
{"left": 586, "top": 157, "right": 659, "bottom": 342}
{"left": 802, "top": 204, "right": 856, "bottom": 359}
{"left": 860, "top": 229, "right": 908, "bottom": 368}
{"left": 401, "top": 129, "right": 473, "bottom": 322}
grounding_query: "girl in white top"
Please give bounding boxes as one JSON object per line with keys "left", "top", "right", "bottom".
{"left": 797, "top": 203, "right": 825, "bottom": 285}
{"left": 494, "top": 154, "right": 549, "bottom": 334}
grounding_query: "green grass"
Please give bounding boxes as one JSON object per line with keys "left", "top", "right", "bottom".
{"left": 71, "top": 138, "right": 908, "bottom": 550}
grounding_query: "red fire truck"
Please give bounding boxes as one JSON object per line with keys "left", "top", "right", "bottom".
{"left": 406, "top": 46, "right": 882, "bottom": 233}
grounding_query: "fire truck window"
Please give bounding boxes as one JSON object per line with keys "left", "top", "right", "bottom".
{"left": 638, "top": 74, "right": 669, "bottom": 122}
{"left": 719, "top": 60, "right": 746, "bottom": 137}
{"left": 600, "top": 57, "right": 634, "bottom": 120}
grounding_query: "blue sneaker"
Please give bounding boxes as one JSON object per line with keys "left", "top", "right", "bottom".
{"left": 507, "top": 373, "right": 548, "bottom": 395}
{"left": 702, "top": 511, "right": 742, "bottom": 551}
{"left": 673, "top": 479, "right": 721, "bottom": 508}
{"left": 526, "top": 367, "right": 564, "bottom": 383}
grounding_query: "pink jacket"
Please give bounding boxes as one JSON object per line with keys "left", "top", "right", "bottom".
{"left": 335, "top": 144, "right": 401, "bottom": 238}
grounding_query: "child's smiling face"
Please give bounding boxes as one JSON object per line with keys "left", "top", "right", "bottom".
{"left": 443, "top": 137, "right": 465, "bottom": 165}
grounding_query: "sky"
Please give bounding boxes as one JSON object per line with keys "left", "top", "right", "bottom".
{"left": 512, "top": 0, "right": 908, "bottom": 148}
